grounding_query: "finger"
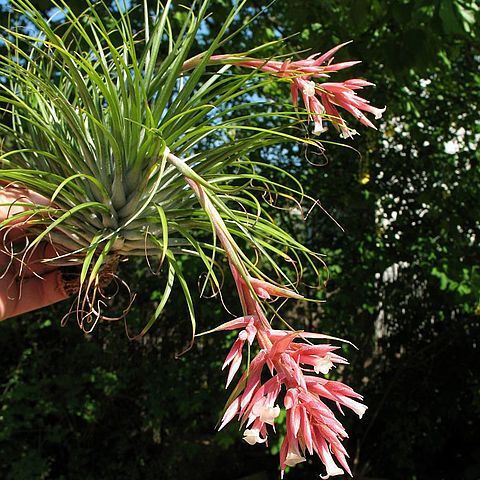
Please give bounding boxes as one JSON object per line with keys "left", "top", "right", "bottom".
{"left": 0, "top": 184, "right": 51, "bottom": 241}
{"left": 16, "top": 242, "right": 70, "bottom": 278}
{"left": 0, "top": 184, "right": 50, "bottom": 221}
{"left": 0, "top": 241, "right": 57, "bottom": 278}
{"left": 0, "top": 269, "right": 70, "bottom": 321}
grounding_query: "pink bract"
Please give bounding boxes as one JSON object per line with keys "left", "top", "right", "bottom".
{"left": 211, "top": 42, "right": 385, "bottom": 138}
{"left": 213, "top": 262, "right": 367, "bottom": 478}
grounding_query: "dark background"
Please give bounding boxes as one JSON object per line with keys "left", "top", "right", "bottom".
{"left": 1, "top": 1, "right": 479, "bottom": 479}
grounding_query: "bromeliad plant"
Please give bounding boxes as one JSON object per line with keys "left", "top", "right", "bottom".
{"left": 0, "top": 0, "right": 385, "bottom": 477}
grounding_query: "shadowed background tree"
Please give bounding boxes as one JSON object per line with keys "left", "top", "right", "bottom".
{"left": 1, "top": 1, "right": 479, "bottom": 479}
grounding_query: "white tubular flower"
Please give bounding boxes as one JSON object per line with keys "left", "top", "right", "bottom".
{"left": 243, "top": 428, "right": 266, "bottom": 445}
{"left": 314, "top": 355, "right": 334, "bottom": 375}
{"left": 302, "top": 80, "right": 317, "bottom": 97}
{"left": 320, "top": 464, "right": 344, "bottom": 479}
{"left": 252, "top": 402, "right": 281, "bottom": 426}
{"left": 320, "top": 446, "right": 345, "bottom": 479}
{"left": 285, "top": 451, "right": 306, "bottom": 467}
{"left": 313, "top": 122, "right": 328, "bottom": 135}
{"left": 346, "top": 399, "right": 368, "bottom": 419}
{"left": 374, "top": 105, "right": 387, "bottom": 119}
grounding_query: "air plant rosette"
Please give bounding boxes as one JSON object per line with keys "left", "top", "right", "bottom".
{"left": 0, "top": 0, "right": 385, "bottom": 477}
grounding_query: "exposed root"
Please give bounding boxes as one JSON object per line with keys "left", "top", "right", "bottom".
{"left": 60, "top": 253, "right": 136, "bottom": 333}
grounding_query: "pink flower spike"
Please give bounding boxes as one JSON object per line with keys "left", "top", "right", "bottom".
{"left": 298, "top": 330, "right": 357, "bottom": 348}
{"left": 290, "top": 82, "right": 299, "bottom": 106}
{"left": 218, "top": 397, "right": 241, "bottom": 431}
{"left": 226, "top": 351, "right": 243, "bottom": 388}
{"left": 336, "top": 102, "right": 377, "bottom": 130}
{"left": 178, "top": 151, "right": 367, "bottom": 478}
{"left": 268, "top": 331, "right": 299, "bottom": 359}
{"left": 308, "top": 95, "right": 328, "bottom": 135}
{"left": 279, "top": 58, "right": 291, "bottom": 75}
{"left": 287, "top": 405, "right": 301, "bottom": 437}
{"left": 281, "top": 353, "right": 307, "bottom": 389}
{"left": 222, "top": 335, "right": 245, "bottom": 370}
{"left": 290, "top": 344, "right": 338, "bottom": 356}
{"left": 239, "top": 369, "right": 265, "bottom": 411}
{"left": 248, "top": 277, "right": 303, "bottom": 300}
{"left": 320, "top": 81, "right": 386, "bottom": 130}
{"left": 244, "top": 377, "right": 277, "bottom": 413}
{"left": 321, "top": 60, "right": 361, "bottom": 72}
{"left": 344, "top": 78, "right": 376, "bottom": 88}
{"left": 320, "top": 92, "right": 353, "bottom": 138}
{"left": 202, "top": 40, "right": 385, "bottom": 137}
{"left": 245, "top": 321, "right": 257, "bottom": 345}
{"left": 300, "top": 406, "right": 314, "bottom": 454}
{"left": 331, "top": 444, "right": 353, "bottom": 476}
{"left": 209, "top": 315, "right": 255, "bottom": 333}
{"left": 316, "top": 437, "right": 345, "bottom": 479}
{"left": 323, "top": 379, "right": 363, "bottom": 397}
{"left": 309, "top": 41, "right": 352, "bottom": 66}
{"left": 284, "top": 388, "right": 299, "bottom": 410}
{"left": 265, "top": 375, "right": 283, "bottom": 405}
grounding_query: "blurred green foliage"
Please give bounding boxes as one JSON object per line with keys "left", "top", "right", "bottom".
{"left": 1, "top": 1, "right": 479, "bottom": 479}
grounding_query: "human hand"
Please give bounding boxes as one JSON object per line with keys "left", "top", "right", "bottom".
{"left": 0, "top": 183, "right": 77, "bottom": 321}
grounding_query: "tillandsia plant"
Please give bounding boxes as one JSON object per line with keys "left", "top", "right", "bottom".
{"left": 0, "top": 0, "right": 385, "bottom": 477}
